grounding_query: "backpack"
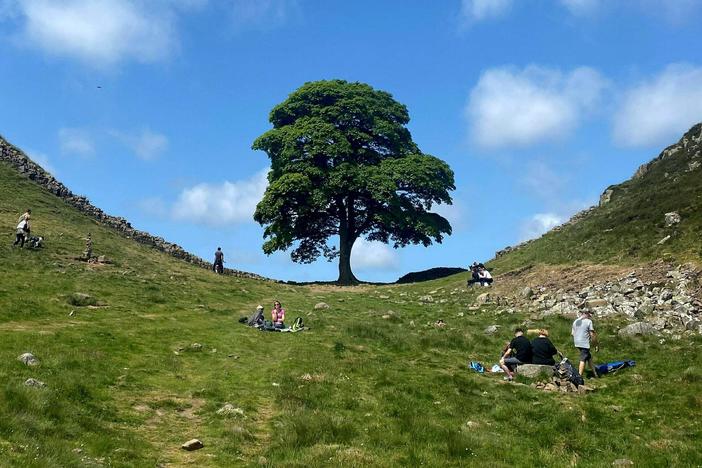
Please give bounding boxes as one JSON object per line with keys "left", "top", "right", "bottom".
{"left": 291, "top": 317, "right": 304, "bottom": 332}
{"left": 469, "top": 361, "right": 485, "bottom": 373}
{"left": 554, "top": 357, "right": 584, "bottom": 387}
{"left": 595, "top": 360, "right": 635, "bottom": 375}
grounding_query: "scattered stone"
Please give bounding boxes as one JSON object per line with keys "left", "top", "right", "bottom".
{"left": 516, "top": 364, "right": 554, "bottom": 379}
{"left": 657, "top": 235, "right": 671, "bottom": 245}
{"left": 419, "top": 295, "right": 434, "bottom": 304}
{"left": 586, "top": 298, "right": 608, "bottom": 308}
{"left": 181, "top": 439, "right": 204, "bottom": 451}
{"left": 258, "top": 456, "right": 268, "bottom": 465}
{"left": 521, "top": 287, "right": 534, "bottom": 299}
{"left": 381, "top": 314, "right": 391, "bottom": 320}
{"left": 69, "top": 292, "right": 97, "bottom": 307}
{"left": 378, "top": 295, "right": 390, "bottom": 300}
{"left": 216, "top": 403, "right": 245, "bottom": 417}
{"left": 483, "top": 324, "right": 500, "bottom": 335}
{"left": 24, "top": 378, "right": 46, "bottom": 388}
{"left": 434, "top": 319, "right": 446, "bottom": 328}
{"left": 18, "top": 353, "right": 39, "bottom": 366}
{"left": 189, "top": 343, "right": 203, "bottom": 351}
{"left": 619, "top": 322, "right": 657, "bottom": 337}
{"left": 314, "top": 302, "right": 330, "bottom": 310}
{"left": 476, "top": 293, "right": 491, "bottom": 305}
{"left": 612, "top": 459, "right": 634, "bottom": 466}
{"left": 664, "top": 212, "right": 681, "bottom": 227}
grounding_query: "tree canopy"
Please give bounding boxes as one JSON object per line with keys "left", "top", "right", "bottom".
{"left": 252, "top": 79, "right": 455, "bottom": 284}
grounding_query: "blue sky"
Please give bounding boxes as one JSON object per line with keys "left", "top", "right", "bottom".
{"left": 1, "top": 0, "right": 701, "bottom": 282}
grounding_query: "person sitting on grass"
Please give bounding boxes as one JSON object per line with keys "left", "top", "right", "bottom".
{"left": 271, "top": 300, "right": 286, "bottom": 329}
{"left": 531, "top": 329, "right": 559, "bottom": 366}
{"left": 499, "top": 328, "right": 532, "bottom": 381}
{"left": 478, "top": 267, "right": 493, "bottom": 286}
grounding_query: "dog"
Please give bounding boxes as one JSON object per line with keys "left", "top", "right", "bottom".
{"left": 27, "top": 236, "right": 44, "bottom": 249}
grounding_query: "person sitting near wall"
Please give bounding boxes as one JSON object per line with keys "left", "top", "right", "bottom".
{"left": 478, "top": 267, "right": 493, "bottom": 286}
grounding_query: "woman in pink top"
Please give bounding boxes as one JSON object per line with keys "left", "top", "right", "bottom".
{"left": 271, "top": 300, "right": 286, "bottom": 329}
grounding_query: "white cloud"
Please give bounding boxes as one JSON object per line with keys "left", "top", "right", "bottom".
{"left": 172, "top": 168, "right": 269, "bottom": 225}
{"left": 112, "top": 128, "right": 169, "bottom": 161}
{"left": 27, "top": 150, "right": 58, "bottom": 176}
{"left": 460, "top": 0, "right": 512, "bottom": 22}
{"left": 613, "top": 64, "right": 702, "bottom": 147}
{"left": 58, "top": 127, "right": 95, "bottom": 157}
{"left": 351, "top": 239, "right": 399, "bottom": 272}
{"left": 467, "top": 65, "right": 607, "bottom": 148}
{"left": 10, "top": 0, "right": 178, "bottom": 66}
{"left": 519, "top": 212, "right": 564, "bottom": 241}
{"left": 137, "top": 196, "right": 167, "bottom": 217}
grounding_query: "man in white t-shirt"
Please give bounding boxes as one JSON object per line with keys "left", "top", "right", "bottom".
{"left": 572, "top": 309, "right": 599, "bottom": 379}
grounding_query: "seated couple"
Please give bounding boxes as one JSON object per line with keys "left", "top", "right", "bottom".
{"left": 243, "top": 301, "right": 287, "bottom": 328}
{"left": 467, "top": 262, "right": 492, "bottom": 287}
{"left": 499, "top": 328, "right": 558, "bottom": 381}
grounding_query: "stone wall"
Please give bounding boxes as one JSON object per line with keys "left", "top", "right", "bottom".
{"left": 0, "top": 135, "right": 269, "bottom": 281}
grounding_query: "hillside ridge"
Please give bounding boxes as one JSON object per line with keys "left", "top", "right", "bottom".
{"left": 0, "top": 134, "right": 268, "bottom": 280}
{"left": 493, "top": 122, "right": 702, "bottom": 262}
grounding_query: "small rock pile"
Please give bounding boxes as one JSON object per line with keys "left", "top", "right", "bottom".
{"left": 531, "top": 378, "right": 594, "bottom": 394}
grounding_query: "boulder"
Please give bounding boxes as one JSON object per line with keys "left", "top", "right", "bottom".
{"left": 24, "top": 378, "right": 46, "bottom": 388}
{"left": 314, "top": 302, "right": 330, "bottom": 310}
{"left": 483, "top": 325, "right": 500, "bottom": 335}
{"left": 181, "top": 439, "right": 204, "bottom": 451}
{"left": 521, "top": 287, "right": 534, "bottom": 299}
{"left": 664, "top": 212, "right": 681, "bottom": 227}
{"left": 516, "top": 364, "right": 554, "bottom": 379}
{"left": 476, "top": 293, "right": 491, "bottom": 305}
{"left": 599, "top": 188, "right": 614, "bottom": 206}
{"left": 18, "top": 352, "right": 40, "bottom": 366}
{"left": 586, "top": 298, "right": 608, "bottom": 308}
{"left": 418, "top": 295, "right": 434, "bottom": 304}
{"left": 618, "top": 322, "right": 657, "bottom": 337}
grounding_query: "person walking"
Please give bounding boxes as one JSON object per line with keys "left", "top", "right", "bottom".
{"left": 13, "top": 209, "right": 31, "bottom": 247}
{"left": 213, "top": 247, "right": 224, "bottom": 273}
{"left": 572, "top": 309, "right": 599, "bottom": 379}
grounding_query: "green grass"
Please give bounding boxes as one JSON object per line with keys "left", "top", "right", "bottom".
{"left": 1, "top": 158, "right": 702, "bottom": 467}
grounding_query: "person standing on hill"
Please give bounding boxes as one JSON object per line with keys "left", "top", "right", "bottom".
{"left": 13, "top": 209, "right": 31, "bottom": 247}
{"left": 572, "top": 309, "right": 599, "bottom": 379}
{"left": 213, "top": 247, "right": 224, "bottom": 274}
{"left": 499, "top": 328, "right": 532, "bottom": 381}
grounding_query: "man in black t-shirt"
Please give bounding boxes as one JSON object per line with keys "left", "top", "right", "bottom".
{"left": 531, "top": 329, "right": 559, "bottom": 365}
{"left": 499, "top": 328, "right": 532, "bottom": 381}
{"left": 213, "top": 247, "right": 224, "bottom": 273}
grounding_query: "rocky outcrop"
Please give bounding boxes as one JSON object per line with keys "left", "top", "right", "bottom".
{"left": 498, "top": 264, "right": 701, "bottom": 336}
{"left": 0, "top": 135, "right": 268, "bottom": 281}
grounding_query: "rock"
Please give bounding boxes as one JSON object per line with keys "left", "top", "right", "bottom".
{"left": 314, "top": 302, "right": 330, "bottom": 310}
{"left": 24, "top": 378, "right": 46, "bottom": 388}
{"left": 69, "top": 292, "right": 97, "bottom": 307}
{"left": 657, "top": 235, "right": 671, "bottom": 245}
{"left": 612, "top": 459, "right": 634, "bottom": 466}
{"left": 181, "top": 439, "right": 204, "bottom": 451}
{"left": 483, "top": 325, "right": 500, "bottom": 335}
{"left": 258, "top": 456, "right": 269, "bottom": 465}
{"left": 599, "top": 188, "right": 614, "bottom": 206}
{"left": 664, "top": 212, "right": 681, "bottom": 227}
{"left": 18, "top": 353, "right": 40, "bottom": 366}
{"left": 586, "top": 298, "right": 608, "bottom": 308}
{"left": 476, "top": 293, "right": 491, "bottom": 305}
{"left": 418, "top": 295, "right": 434, "bottom": 304}
{"left": 189, "top": 343, "right": 203, "bottom": 351}
{"left": 216, "top": 403, "right": 245, "bottom": 417}
{"left": 516, "top": 364, "right": 554, "bottom": 379}
{"left": 521, "top": 287, "right": 534, "bottom": 299}
{"left": 381, "top": 314, "right": 391, "bottom": 319}
{"left": 378, "top": 295, "right": 390, "bottom": 300}
{"left": 619, "top": 322, "right": 657, "bottom": 337}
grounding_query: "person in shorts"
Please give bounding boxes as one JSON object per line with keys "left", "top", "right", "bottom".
{"left": 572, "top": 309, "right": 599, "bottom": 379}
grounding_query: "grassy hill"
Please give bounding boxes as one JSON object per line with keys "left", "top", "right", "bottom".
{"left": 1, "top": 138, "right": 701, "bottom": 467}
{"left": 489, "top": 123, "right": 702, "bottom": 274}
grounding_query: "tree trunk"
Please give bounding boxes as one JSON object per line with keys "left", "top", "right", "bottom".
{"left": 337, "top": 233, "right": 359, "bottom": 286}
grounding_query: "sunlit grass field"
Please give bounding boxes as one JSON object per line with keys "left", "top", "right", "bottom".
{"left": 1, "top": 161, "right": 701, "bottom": 467}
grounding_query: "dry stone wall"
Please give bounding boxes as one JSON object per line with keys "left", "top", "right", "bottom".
{"left": 0, "top": 135, "right": 269, "bottom": 281}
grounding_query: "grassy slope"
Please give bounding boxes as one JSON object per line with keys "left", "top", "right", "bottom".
{"left": 1, "top": 159, "right": 701, "bottom": 467}
{"left": 489, "top": 124, "right": 702, "bottom": 275}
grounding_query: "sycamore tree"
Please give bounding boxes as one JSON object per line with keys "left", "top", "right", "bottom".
{"left": 252, "top": 80, "right": 455, "bottom": 285}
